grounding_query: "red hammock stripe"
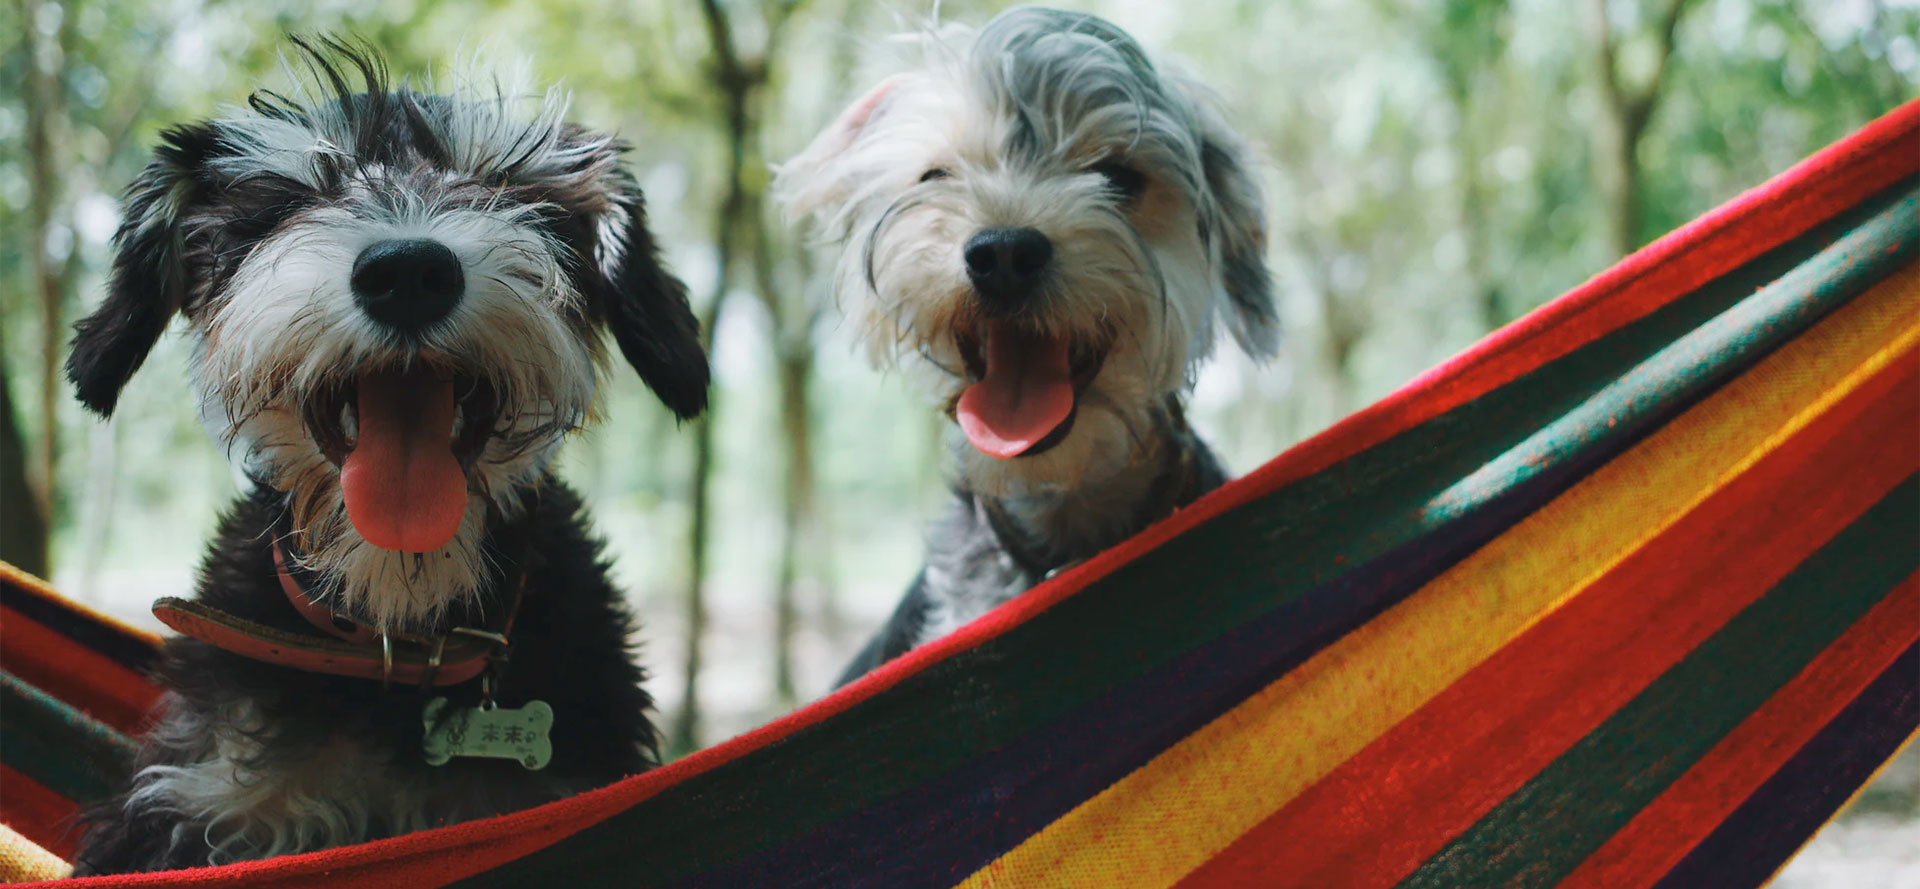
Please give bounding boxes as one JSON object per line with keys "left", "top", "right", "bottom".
{"left": 1172, "top": 356, "right": 1920, "bottom": 889}
{"left": 0, "top": 765, "right": 82, "bottom": 861}
{"left": 1646, "top": 641, "right": 1919, "bottom": 889}
{"left": 0, "top": 605, "right": 158, "bottom": 735}
{"left": 1558, "top": 571, "right": 1920, "bottom": 889}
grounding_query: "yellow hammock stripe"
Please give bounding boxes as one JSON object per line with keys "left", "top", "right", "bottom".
{"left": 957, "top": 261, "right": 1920, "bottom": 889}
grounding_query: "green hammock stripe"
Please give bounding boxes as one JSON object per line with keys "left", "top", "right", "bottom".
{"left": 1398, "top": 473, "right": 1920, "bottom": 889}
{"left": 0, "top": 671, "right": 136, "bottom": 806}
{"left": 1420, "top": 192, "right": 1916, "bottom": 525}
{"left": 458, "top": 187, "right": 1917, "bottom": 885}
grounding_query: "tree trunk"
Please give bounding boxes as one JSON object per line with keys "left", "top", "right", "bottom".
{"left": 1323, "top": 316, "right": 1359, "bottom": 417}
{"left": 1599, "top": 103, "right": 1645, "bottom": 260}
{"left": 770, "top": 344, "right": 814, "bottom": 705}
{"left": 0, "top": 346, "right": 50, "bottom": 577}
{"left": 1304, "top": 250, "right": 1361, "bottom": 417}
{"left": 20, "top": 0, "right": 68, "bottom": 561}
{"left": 1594, "top": 0, "right": 1692, "bottom": 258}
{"left": 745, "top": 203, "right": 827, "bottom": 705}
{"left": 668, "top": 207, "right": 737, "bottom": 758}
{"left": 682, "top": 0, "right": 820, "bottom": 728}
{"left": 1451, "top": 93, "right": 1507, "bottom": 332}
{"left": 670, "top": 0, "right": 754, "bottom": 754}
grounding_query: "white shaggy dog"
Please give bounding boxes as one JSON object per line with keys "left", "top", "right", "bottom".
{"left": 776, "top": 7, "right": 1279, "bottom": 682}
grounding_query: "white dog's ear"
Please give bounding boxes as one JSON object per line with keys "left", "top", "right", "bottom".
{"left": 1193, "top": 108, "right": 1281, "bottom": 360}
{"left": 773, "top": 75, "right": 904, "bottom": 224}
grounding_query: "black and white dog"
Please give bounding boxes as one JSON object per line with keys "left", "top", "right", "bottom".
{"left": 67, "top": 40, "right": 706, "bottom": 873}
{"left": 775, "top": 8, "right": 1278, "bottom": 684}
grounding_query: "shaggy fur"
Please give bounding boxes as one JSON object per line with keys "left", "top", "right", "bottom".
{"left": 775, "top": 8, "right": 1278, "bottom": 684}
{"left": 67, "top": 38, "right": 702, "bottom": 873}
{"left": 74, "top": 484, "right": 654, "bottom": 873}
{"left": 838, "top": 411, "right": 1230, "bottom": 682}
{"left": 69, "top": 39, "right": 704, "bottom": 630}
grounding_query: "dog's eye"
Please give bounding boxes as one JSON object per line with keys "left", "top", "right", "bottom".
{"left": 1092, "top": 162, "right": 1146, "bottom": 201}
{"left": 920, "top": 168, "right": 951, "bottom": 183}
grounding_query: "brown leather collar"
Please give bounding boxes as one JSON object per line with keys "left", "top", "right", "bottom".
{"left": 274, "top": 544, "right": 384, "bottom": 645}
{"left": 153, "top": 521, "right": 532, "bottom": 688}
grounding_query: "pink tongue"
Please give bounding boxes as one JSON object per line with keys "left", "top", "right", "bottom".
{"left": 340, "top": 368, "right": 467, "bottom": 553}
{"left": 956, "top": 323, "right": 1076, "bottom": 459}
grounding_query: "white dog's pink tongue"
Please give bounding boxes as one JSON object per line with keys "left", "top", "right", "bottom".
{"left": 956, "top": 324, "right": 1074, "bottom": 459}
{"left": 340, "top": 368, "right": 466, "bottom": 553}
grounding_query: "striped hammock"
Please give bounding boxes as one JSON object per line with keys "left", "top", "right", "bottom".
{"left": 2, "top": 100, "right": 1915, "bottom": 889}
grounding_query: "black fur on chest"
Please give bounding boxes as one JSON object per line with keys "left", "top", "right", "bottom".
{"left": 73, "top": 479, "right": 655, "bottom": 874}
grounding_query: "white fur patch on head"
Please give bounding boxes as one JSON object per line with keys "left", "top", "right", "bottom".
{"left": 773, "top": 7, "right": 1277, "bottom": 496}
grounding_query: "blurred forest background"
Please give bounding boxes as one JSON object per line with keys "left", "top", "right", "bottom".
{"left": 0, "top": 0, "right": 1916, "bottom": 879}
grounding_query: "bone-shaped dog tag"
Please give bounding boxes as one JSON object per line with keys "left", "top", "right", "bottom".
{"left": 422, "top": 697, "right": 553, "bottom": 770}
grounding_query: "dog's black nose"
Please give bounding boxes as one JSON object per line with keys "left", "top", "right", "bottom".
{"left": 350, "top": 239, "right": 465, "bottom": 335}
{"left": 965, "top": 227, "right": 1052, "bottom": 306}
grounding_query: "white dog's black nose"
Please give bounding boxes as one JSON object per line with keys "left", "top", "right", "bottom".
{"left": 966, "top": 227, "right": 1053, "bottom": 305}
{"left": 351, "top": 239, "right": 465, "bottom": 335}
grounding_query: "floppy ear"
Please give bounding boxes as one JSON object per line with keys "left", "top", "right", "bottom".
{"left": 771, "top": 75, "right": 903, "bottom": 224}
{"left": 600, "top": 188, "right": 710, "bottom": 420}
{"left": 1194, "top": 111, "right": 1281, "bottom": 360}
{"left": 67, "top": 123, "right": 218, "bottom": 416}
